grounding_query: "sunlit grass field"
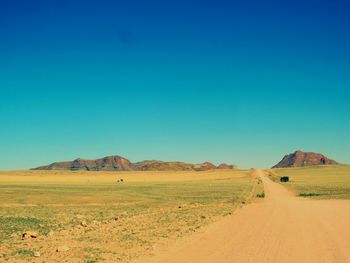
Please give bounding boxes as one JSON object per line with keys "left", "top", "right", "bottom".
{"left": 270, "top": 165, "right": 350, "bottom": 199}
{"left": 0, "top": 169, "right": 258, "bottom": 262}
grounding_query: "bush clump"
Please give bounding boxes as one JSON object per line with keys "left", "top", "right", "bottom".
{"left": 256, "top": 192, "right": 265, "bottom": 198}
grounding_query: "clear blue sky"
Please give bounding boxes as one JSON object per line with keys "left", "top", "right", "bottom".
{"left": 1, "top": 0, "right": 350, "bottom": 169}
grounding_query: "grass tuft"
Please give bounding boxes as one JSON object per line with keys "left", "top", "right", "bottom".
{"left": 256, "top": 192, "right": 265, "bottom": 198}
{"left": 0, "top": 216, "right": 49, "bottom": 243}
{"left": 299, "top": 193, "right": 320, "bottom": 197}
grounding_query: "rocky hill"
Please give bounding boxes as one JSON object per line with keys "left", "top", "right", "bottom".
{"left": 33, "top": 156, "right": 135, "bottom": 171}
{"left": 272, "top": 151, "right": 338, "bottom": 168}
{"left": 133, "top": 160, "right": 218, "bottom": 171}
{"left": 217, "top": 163, "right": 237, "bottom": 169}
{"left": 33, "top": 156, "right": 236, "bottom": 171}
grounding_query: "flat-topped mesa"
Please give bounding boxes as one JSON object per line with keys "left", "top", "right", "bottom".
{"left": 32, "top": 156, "right": 237, "bottom": 171}
{"left": 33, "top": 156, "right": 135, "bottom": 171}
{"left": 72, "top": 156, "right": 135, "bottom": 171}
{"left": 272, "top": 150, "right": 338, "bottom": 168}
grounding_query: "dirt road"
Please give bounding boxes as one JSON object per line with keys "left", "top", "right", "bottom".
{"left": 143, "top": 171, "right": 350, "bottom": 263}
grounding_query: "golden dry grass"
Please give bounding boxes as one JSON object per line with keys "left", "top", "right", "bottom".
{"left": 269, "top": 165, "right": 350, "bottom": 199}
{"left": 0, "top": 169, "right": 257, "bottom": 262}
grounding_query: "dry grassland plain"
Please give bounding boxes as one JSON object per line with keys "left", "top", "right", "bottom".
{"left": 269, "top": 165, "right": 350, "bottom": 199}
{"left": 0, "top": 169, "right": 260, "bottom": 262}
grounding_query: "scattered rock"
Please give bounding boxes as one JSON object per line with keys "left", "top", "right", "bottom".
{"left": 33, "top": 251, "right": 41, "bottom": 257}
{"left": 22, "top": 231, "right": 38, "bottom": 240}
{"left": 56, "top": 245, "right": 70, "bottom": 252}
{"left": 114, "top": 217, "right": 119, "bottom": 221}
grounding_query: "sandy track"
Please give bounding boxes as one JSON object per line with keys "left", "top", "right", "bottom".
{"left": 143, "top": 171, "right": 350, "bottom": 263}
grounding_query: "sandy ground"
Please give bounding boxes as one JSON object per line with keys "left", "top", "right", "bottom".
{"left": 141, "top": 171, "right": 350, "bottom": 263}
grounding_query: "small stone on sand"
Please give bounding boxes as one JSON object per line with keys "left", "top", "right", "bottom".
{"left": 56, "top": 245, "right": 70, "bottom": 252}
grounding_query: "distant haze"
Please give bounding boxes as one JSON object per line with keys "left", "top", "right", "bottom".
{"left": 1, "top": 0, "right": 350, "bottom": 169}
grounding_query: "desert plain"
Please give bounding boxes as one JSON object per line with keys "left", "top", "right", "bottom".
{"left": 0, "top": 166, "right": 349, "bottom": 262}
{"left": 0, "top": 169, "right": 260, "bottom": 262}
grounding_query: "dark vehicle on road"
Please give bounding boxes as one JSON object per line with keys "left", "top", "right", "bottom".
{"left": 280, "top": 176, "right": 289, "bottom": 182}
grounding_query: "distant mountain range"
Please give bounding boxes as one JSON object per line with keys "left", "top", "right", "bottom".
{"left": 32, "top": 150, "right": 339, "bottom": 171}
{"left": 272, "top": 151, "right": 338, "bottom": 168}
{"left": 32, "top": 156, "right": 236, "bottom": 171}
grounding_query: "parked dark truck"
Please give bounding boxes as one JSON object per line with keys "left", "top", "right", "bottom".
{"left": 280, "top": 176, "right": 289, "bottom": 182}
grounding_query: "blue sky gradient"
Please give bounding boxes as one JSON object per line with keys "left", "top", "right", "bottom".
{"left": 1, "top": 0, "right": 350, "bottom": 169}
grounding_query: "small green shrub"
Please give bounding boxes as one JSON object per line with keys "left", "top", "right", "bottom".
{"left": 256, "top": 192, "right": 265, "bottom": 198}
{"left": 0, "top": 216, "right": 49, "bottom": 242}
